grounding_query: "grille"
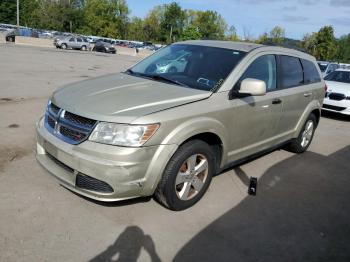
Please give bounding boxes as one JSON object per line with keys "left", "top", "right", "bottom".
{"left": 47, "top": 116, "right": 56, "bottom": 129}
{"left": 44, "top": 102, "right": 97, "bottom": 145}
{"left": 328, "top": 92, "right": 346, "bottom": 101}
{"left": 76, "top": 174, "right": 114, "bottom": 193}
{"left": 323, "top": 104, "right": 346, "bottom": 111}
{"left": 64, "top": 111, "right": 96, "bottom": 128}
{"left": 60, "top": 125, "right": 87, "bottom": 142}
{"left": 48, "top": 102, "right": 60, "bottom": 115}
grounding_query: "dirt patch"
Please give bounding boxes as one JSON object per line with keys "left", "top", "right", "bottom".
{"left": 0, "top": 98, "right": 13, "bottom": 102}
{"left": 8, "top": 124, "right": 20, "bottom": 128}
{"left": 0, "top": 147, "right": 31, "bottom": 173}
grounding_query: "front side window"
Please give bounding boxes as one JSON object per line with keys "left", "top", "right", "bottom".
{"left": 129, "top": 44, "right": 246, "bottom": 91}
{"left": 238, "top": 55, "right": 277, "bottom": 91}
{"left": 301, "top": 59, "right": 321, "bottom": 84}
{"left": 324, "top": 71, "right": 350, "bottom": 84}
{"left": 77, "top": 38, "right": 82, "bottom": 42}
{"left": 280, "top": 56, "right": 303, "bottom": 88}
{"left": 69, "top": 37, "right": 75, "bottom": 42}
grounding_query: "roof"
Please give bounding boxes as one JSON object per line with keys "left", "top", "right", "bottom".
{"left": 175, "top": 40, "right": 314, "bottom": 60}
{"left": 175, "top": 40, "right": 262, "bottom": 52}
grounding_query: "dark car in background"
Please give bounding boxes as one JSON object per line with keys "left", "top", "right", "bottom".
{"left": 93, "top": 41, "right": 116, "bottom": 54}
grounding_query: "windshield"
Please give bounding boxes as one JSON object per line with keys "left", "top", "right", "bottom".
{"left": 317, "top": 63, "right": 328, "bottom": 72}
{"left": 324, "top": 71, "right": 350, "bottom": 84}
{"left": 129, "top": 44, "right": 246, "bottom": 91}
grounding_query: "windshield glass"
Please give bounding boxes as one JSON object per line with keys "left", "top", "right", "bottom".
{"left": 324, "top": 71, "right": 350, "bottom": 84}
{"left": 317, "top": 63, "right": 328, "bottom": 72}
{"left": 129, "top": 44, "right": 246, "bottom": 91}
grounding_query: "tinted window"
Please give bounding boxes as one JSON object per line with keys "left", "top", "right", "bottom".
{"left": 239, "top": 55, "right": 277, "bottom": 91}
{"left": 317, "top": 63, "right": 328, "bottom": 72}
{"left": 69, "top": 37, "right": 74, "bottom": 42}
{"left": 131, "top": 44, "right": 246, "bottom": 91}
{"left": 77, "top": 38, "right": 82, "bottom": 42}
{"left": 324, "top": 71, "right": 350, "bottom": 84}
{"left": 280, "top": 56, "right": 303, "bottom": 88}
{"left": 301, "top": 59, "right": 321, "bottom": 84}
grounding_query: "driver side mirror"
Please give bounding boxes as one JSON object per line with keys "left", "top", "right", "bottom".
{"left": 229, "top": 78, "right": 266, "bottom": 99}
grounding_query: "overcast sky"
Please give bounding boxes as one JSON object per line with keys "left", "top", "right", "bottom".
{"left": 127, "top": 0, "right": 350, "bottom": 39}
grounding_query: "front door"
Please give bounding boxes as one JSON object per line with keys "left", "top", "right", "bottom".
{"left": 227, "top": 54, "right": 283, "bottom": 162}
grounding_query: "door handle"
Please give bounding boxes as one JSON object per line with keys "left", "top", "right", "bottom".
{"left": 272, "top": 98, "right": 282, "bottom": 105}
{"left": 304, "top": 92, "right": 312, "bottom": 97}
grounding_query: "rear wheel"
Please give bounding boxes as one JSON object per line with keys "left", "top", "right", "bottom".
{"left": 287, "top": 114, "right": 317, "bottom": 153}
{"left": 155, "top": 140, "right": 215, "bottom": 211}
{"left": 61, "top": 43, "right": 67, "bottom": 49}
{"left": 81, "top": 45, "right": 87, "bottom": 51}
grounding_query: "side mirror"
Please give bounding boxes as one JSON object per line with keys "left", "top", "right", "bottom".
{"left": 239, "top": 78, "right": 266, "bottom": 96}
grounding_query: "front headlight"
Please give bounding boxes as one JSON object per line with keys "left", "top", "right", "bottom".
{"left": 89, "top": 122, "right": 160, "bottom": 147}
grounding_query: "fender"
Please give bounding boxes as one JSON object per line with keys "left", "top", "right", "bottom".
{"left": 293, "top": 99, "right": 322, "bottom": 138}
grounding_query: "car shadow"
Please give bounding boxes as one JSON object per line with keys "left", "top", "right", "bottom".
{"left": 174, "top": 146, "right": 350, "bottom": 262}
{"left": 89, "top": 226, "right": 161, "bottom": 262}
{"left": 321, "top": 110, "right": 350, "bottom": 122}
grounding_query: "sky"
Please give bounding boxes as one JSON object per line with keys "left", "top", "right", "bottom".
{"left": 127, "top": 0, "right": 350, "bottom": 40}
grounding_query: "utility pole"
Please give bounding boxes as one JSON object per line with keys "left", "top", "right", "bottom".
{"left": 17, "top": 0, "right": 19, "bottom": 28}
{"left": 169, "top": 25, "right": 173, "bottom": 43}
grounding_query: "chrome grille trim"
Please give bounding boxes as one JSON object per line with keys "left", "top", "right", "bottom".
{"left": 44, "top": 102, "right": 97, "bottom": 145}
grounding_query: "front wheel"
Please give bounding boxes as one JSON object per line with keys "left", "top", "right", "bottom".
{"left": 287, "top": 114, "right": 317, "bottom": 153}
{"left": 81, "top": 45, "right": 87, "bottom": 51}
{"left": 61, "top": 43, "right": 67, "bottom": 49}
{"left": 155, "top": 140, "right": 215, "bottom": 211}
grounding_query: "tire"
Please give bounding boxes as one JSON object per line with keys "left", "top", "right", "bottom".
{"left": 81, "top": 45, "right": 86, "bottom": 51}
{"left": 61, "top": 43, "right": 67, "bottom": 50}
{"left": 286, "top": 114, "right": 317, "bottom": 154}
{"left": 155, "top": 140, "right": 215, "bottom": 211}
{"left": 168, "top": 67, "right": 177, "bottom": 73}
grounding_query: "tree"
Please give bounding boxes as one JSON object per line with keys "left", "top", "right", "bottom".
{"left": 256, "top": 32, "right": 269, "bottom": 44}
{"left": 182, "top": 26, "right": 201, "bottom": 40}
{"left": 301, "top": 32, "right": 318, "bottom": 56}
{"left": 226, "top": 25, "right": 239, "bottom": 41}
{"left": 269, "top": 26, "right": 285, "bottom": 44}
{"left": 194, "top": 10, "right": 227, "bottom": 40}
{"left": 82, "top": 0, "right": 129, "bottom": 38}
{"left": 0, "top": 0, "right": 17, "bottom": 25}
{"left": 336, "top": 34, "right": 350, "bottom": 63}
{"left": 161, "top": 2, "right": 186, "bottom": 43}
{"left": 314, "top": 26, "right": 338, "bottom": 61}
{"left": 127, "top": 17, "right": 145, "bottom": 41}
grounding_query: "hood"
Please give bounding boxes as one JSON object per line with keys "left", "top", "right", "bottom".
{"left": 52, "top": 73, "right": 211, "bottom": 123}
{"left": 325, "top": 80, "right": 350, "bottom": 96}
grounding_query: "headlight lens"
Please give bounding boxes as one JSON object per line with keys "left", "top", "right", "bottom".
{"left": 89, "top": 122, "right": 159, "bottom": 147}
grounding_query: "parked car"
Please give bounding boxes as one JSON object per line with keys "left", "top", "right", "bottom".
{"left": 55, "top": 36, "right": 90, "bottom": 51}
{"left": 36, "top": 41, "right": 324, "bottom": 210}
{"left": 156, "top": 51, "right": 190, "bottom": 73}
{"left": 323, "top": 69, "right": 350, "bottom": 115}
{"left": 317, "top": 61, "right": 340, "bottom": 77}
{"left": 93, "top": 41, "right": 116, "bottom": 54}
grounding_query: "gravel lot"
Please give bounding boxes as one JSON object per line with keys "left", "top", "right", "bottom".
{"left": 0, "top": 44, "right": 349, "bottom": 262}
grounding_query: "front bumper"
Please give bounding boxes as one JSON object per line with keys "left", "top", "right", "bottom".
{"left": 36, "top": 117, "right": 178, "bottom": 201}
{"left": 322, "top": 98, "right": 350, "bottom": 115}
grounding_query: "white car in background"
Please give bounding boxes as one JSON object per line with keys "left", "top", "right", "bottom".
{"left": 323, "top": 69, "right": 350, "bottom": 115}
{"left": 156, "top": 52, "right": 190, "bottom": 73}
{"left": 317, "top": 61, "right": 340, "bottom": 78}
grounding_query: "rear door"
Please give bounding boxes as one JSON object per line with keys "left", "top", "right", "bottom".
{"left": 68, "top": 37, "right": 76, "bottom": 48}
{"left": 275, "top": 56, "right": 318, "bottom": 135}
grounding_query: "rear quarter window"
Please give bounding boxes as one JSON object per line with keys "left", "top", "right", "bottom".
{"left": 280, "top": 56, "right": 303, "bottom": 88}
{"left": 301, "top": 59, "right": 321, "bottom": 84}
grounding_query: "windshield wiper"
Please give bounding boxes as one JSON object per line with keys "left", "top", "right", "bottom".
{"left": 144, "top": 74, "right": 190, "bottom": 88}
{"left": 125, "top": 68, "right": 135, "bottom": 75}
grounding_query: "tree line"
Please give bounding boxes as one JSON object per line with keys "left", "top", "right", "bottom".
{"left": 0, "top": 0, "right": 349, "bottom": 62}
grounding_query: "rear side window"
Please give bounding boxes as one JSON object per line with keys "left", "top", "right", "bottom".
{"left": 280, "top": 56, "right": 303, "bottom": 88}
{"left": 239, "top": 55, "right": 277, "bottom": 91}
{"left": 301, "top": 59, "right": 321, "bottom": 84}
